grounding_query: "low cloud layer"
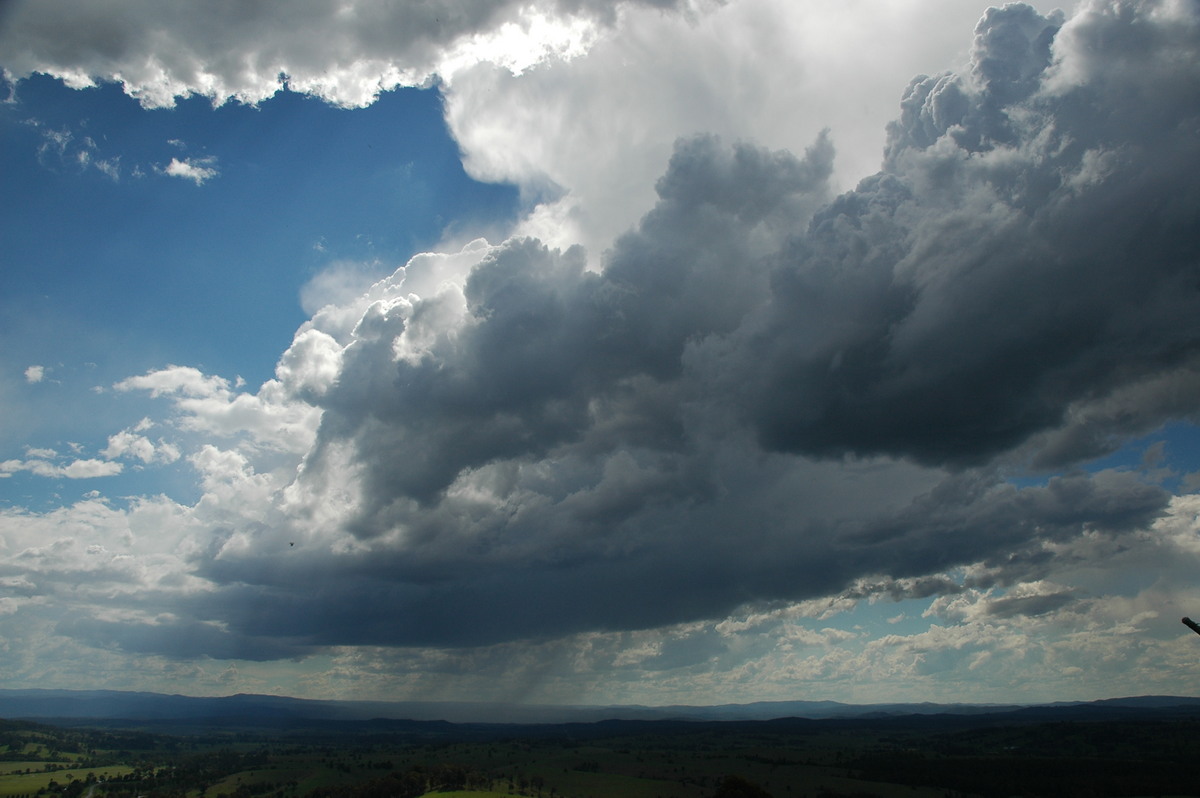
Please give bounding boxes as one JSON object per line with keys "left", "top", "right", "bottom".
{"left": 3, "top": 0, "right": 1200, "bottom": 701}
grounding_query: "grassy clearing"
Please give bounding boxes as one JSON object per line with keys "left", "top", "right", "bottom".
{"left": 0, "top": 765, "right": 133, "bottom": 797}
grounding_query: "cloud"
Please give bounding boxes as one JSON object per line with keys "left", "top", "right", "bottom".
{"left": 57, "top": 458, "right": 124, "bottom": 478}
{"left": 3, "top": 0, "right": 1063, "bottom": 257}
{"left": 0, "top": 0, "right": 687, "bottom": 109}
{"left": 3, "top": 0, "right": 1200, "bottom": 698}
{"left": 161, "top": 156, "right": 218, "bottom": 185}
{"left": 24, "top": 365, "right": 43, "bottom": 383}
{"left": 737, "top": 0, "right": 1200, "bottom": 468}
{"left": 115, "top": 364, "right": 320, "bottom": 455}
{"left": 233, "top": 0, "right": 1193, "bottom": 651}
{"left": 299, "top": 260, "right": 391, "bottom": 316}
{"left": 442, "top": 0, "right": 1071, "bottom": 256}
{"left": 102, "top": 424, "right": 181, "bottom": 466}
{"left": 22, "top": 119, "right": 122, "bottom": 179}
{"left": 1, "top": 456, "right": 122, "bottom": 479}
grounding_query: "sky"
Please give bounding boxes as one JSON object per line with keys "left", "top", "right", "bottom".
{"left": 2, "top": 0, "right": 1200, "bottom": 708}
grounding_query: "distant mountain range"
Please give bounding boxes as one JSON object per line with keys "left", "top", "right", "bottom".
{"left": 3, "top": 688, "right": 1200, "bottom": 725}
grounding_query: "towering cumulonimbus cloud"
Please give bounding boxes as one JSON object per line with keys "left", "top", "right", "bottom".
{"left": 4, "top": 0, "right": 1200, "bottom": 669}
{"left": 165, "top": 0, "right": 1195, "bottom": 653}
{"left": 296, "top": 0, "right": 1200, "bottom": 509}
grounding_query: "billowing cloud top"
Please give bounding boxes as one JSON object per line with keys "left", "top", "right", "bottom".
{"left": 0, "top": 0, "right": 682, "bottom": 107}
{"left": 3, "top": 0, "right": 1200, "bottom": 702}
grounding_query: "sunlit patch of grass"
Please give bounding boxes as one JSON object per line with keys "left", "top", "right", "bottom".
{"left": 0, "top": 766, "right": 133, "bottom": 797}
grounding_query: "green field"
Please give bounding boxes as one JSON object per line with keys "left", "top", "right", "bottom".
{"left": 0, "top": 765, "right": 134, "bottom": 797}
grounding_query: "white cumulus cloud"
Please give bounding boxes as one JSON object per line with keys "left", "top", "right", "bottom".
{"left": 161, "top": 156, "right": 218, "bottom": 185}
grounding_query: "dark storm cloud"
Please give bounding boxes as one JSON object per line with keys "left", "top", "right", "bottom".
{"left": 152, "top": 0, "right": 1199, "bottom": 656}
{"left": 176, "top": 464, "right": 1166, "bottom": 653}
{"left": 841, "top": 470, "right": 1167, "bottom": 579}
{"left": 1024, "top": 365, "right": 1200, "bottom": 468}
{"left": 748, "top": 0, "right": 1200, "bottom": 467}
{"left": 57, "top": 615, "right": 316, "bottom": 662}
{"left": 31, "top": 0, "right": 1200, "bottom": 660}
{"left": 305, "top": 134, "right": 835, "bottom": 524}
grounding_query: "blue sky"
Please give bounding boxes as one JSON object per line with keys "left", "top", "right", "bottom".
{"left": 3, "top": 0, "right": 1200, "bottom": 709}
{"left": 1, "top": 73, "right": 518, "bottom": 507}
